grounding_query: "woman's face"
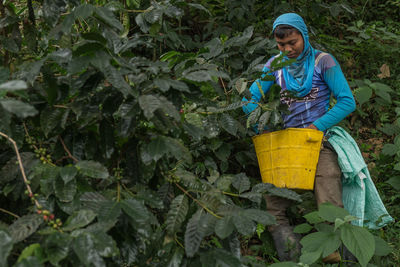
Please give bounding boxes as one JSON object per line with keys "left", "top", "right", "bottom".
{"left": 275, "top": 31, "right": 304, "bottom": 59}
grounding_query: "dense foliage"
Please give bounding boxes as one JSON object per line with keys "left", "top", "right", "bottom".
{"left": 0, "top": 0, "right": 398, "bottom": 266}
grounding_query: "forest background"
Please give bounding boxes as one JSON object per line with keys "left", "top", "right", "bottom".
{"left": 0, "top": 0, "right": 399, "bottom": 266}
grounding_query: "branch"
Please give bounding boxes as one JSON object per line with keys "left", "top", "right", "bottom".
{"left": 0, "top": 207, "right": 19, "bottom": 219}
{"left": 174, "top": 182, "right": 222, "bottom": 219}
{"left": 0, "top": 131, "right": 40, "bottom": 208}
{"left": 58, "top": 136, "right": 78, "bottom": 163}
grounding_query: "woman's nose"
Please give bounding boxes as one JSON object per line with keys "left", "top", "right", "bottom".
{"left": 284, "top": 45, "right": 292, "bottom": 52}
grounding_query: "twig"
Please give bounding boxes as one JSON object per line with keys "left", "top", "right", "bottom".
{"left": 219, "top": 77, "right": 228, "bottom": 96}
{"left": 121, "top": 183, "right": 136, "bottom": 197}
{"left": 117, "top": 182, "right": 121, "bottom": 202}
{"left": 174, "top": 182, "right": 222, "bottom": 219}
{"left": 175, "top": 236, "right": 184, "bottom": 249}
{"left": 126, "top": 9, "right": 147, "bottom": 13}
{"left": 58, "top": 136, "right": 78, "bottom": 163}
{"left": 0, "top": 207, "right": 19, "bottom": 219}
{"left": 0, "top": 131, "right": 40, "bottom": 208}
{"left": 53, "top": 105, "right": 68, "bottom": 109}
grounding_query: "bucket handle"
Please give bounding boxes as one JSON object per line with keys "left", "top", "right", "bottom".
{"left": 306, "top": 134, "right": 320, "bottom": 143}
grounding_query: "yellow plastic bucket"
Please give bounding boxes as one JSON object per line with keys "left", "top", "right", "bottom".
{"left": 252, "top": 128, "right": 323, "bottom": 190}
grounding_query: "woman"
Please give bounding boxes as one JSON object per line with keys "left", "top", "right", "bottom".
{"left": 242, "top": 13, "right": 356, "bottom": 262}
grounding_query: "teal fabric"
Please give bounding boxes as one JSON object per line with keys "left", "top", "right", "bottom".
{"left": 326, "top": 126, "right": 394, "bottom": 229}
{"left": 273, "top": 13, "right": 315, "bottom": 97}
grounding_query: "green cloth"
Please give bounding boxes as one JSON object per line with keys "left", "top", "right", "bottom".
{"left": 326, "top": 126, "right": 393, "bottom": 229}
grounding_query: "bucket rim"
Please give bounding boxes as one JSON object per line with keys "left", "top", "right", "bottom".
{"left": 251, "top": 127, "right": 323, "bottom": 141}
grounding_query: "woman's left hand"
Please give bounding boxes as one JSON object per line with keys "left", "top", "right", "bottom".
{"left": 307, "top": 124, "right": 318, "bottom": 130}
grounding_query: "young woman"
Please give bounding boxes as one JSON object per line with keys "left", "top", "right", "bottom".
{"left": 242, "top": 13, "right": 356, "bottom": 262}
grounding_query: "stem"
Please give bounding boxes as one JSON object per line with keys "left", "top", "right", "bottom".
{"left": 53, "top": 105, "right": 68, "bottom": 109}
{"left": 126, "top": 9, "right": 147, "bottom": 13}
{"left": 0, "top": 132, "right": 40, "bottom": 208}
{"left": 117, "top": 182, "right": 121, "bottom": 202}
{"left": 221, "top": 191, "right": 240, "bottom": 197}
{"left": 58, "top": 136, "right": 79, "bottom": 163}
{"left": 0, "top": 208, "right": 19, "bottom": 219}
{"left": 175, "top": 236, "right": 184, "bottom": 249}
{"left": 174, "top": 183, "right": 222, "bottom": 219}
{"left": 122, "top": 183, "right": 136, "bottom": 197}
{"left": 219, "top": 77, "right": 228, "bottom": 96}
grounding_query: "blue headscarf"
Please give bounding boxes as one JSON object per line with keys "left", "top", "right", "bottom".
{"left": 273, "top": 13, "right": 315, "bottom": 97}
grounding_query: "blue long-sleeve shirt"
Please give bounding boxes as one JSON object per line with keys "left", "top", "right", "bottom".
{"left": 242, "top": 51, "right": 356, "bottom": 131}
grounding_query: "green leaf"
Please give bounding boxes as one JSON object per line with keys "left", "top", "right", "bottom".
{"left": 185, "top": 70, "right": 212, "bottom": 82}
{"left": 253, "top": 183, "right": 302, "bottom": 202}
{"left": 40, "top": 107, "right": 67, "bottom": 137}
{"left": 299, "top": 250, "right": 322, "bottom": 265}
{"left": 166, "top": 195, "right": 189, "bottom": 235}
{"left": 94, "top": 6, "right": 123, "bottom": 31}
{"left": 0, "top": 230, "right": 13, "bottom": 266}
{"left": 340, "top": 223, "right": 375, "bottom": 267}
{"left": 8, "top": 214, "right": 43, "bottom": 243}
{"left": 0, "top": 80, "right": 27, "bottom": 91}
{"left": 216, "top": 174, "right": 234, "bottom": 191}
{"left": 246, "top": 106, "right": 261, "bottom": 128}
{"left": 166, "top": 247, "right": 184, "bottom": 267}
{"left": 215, "top": 216, "right": 234, "bottom": 239}
{"left": 73, "top": 4, "right": 95, "bottom": 19}
{"left": 147, "top": 136, "right": 168, "bottom": 162}
{"left": 99, "top": 121, "right": 115, "bottom": 159}
{"left": 219, "top": 113, "right": 238, "bottom": 136}
{"left": 80, "top": 192, "right": 107, "bottom": 211}
{"left": 159, "top": 96, "right": 180, "bottom": 121}
{"left": 370, "top": 82, "right": 393, "bottom": 93}
{"left": 13, "top": 256, "right": 43, "bottom": 267}
{"left": 97, "top": 201, "right": 121, "bottom": 223}
{"left": 103, "top": 65, "right": 132, "bottom": 97}
{"left": 72, "top": 233, "right": 105, "bottom": 267}
{"left": 63, "top": 209, "right": 96, "bottom": 231}
{"left": 293, "top": 223, "right": 313, "bottom": 234}
{"left": 43, "top": 232, "right": 71, "bottom": 265}
{"left": 0, "top": 99, "right": 38, "bottom": 118}
{"left": 209, "top": 248, "right": 242, "bottom": 267}
{"left": 54, "top": 176, "right": 76, "bottom": 202}
{"left": 92, "top": 232, "right": 119, "bottom": 257}
{"left": 121, "top": 199, "right": 152, "bottom": 226}
{"left": 164, "top": 137, "right": 192, "bottom": 163}
{"left": 185, "top": 209, "right": 206, "bottom": 257}
{"left": 258, "top": 111, "right": 271, "bottom": 133}
{"left": 17, "top": 243, "right": 45, "bottom": 263}
{"left": 381, "top": 143, "right": 399, "bottom": 156}
{"left": 374, "top": 89, "right": 392, "bottom": 103}
{"left": 187, "top": 3, "right": 211, "bottom": 15}
{"left": 243, "top": 209, "right": 275, "bottom": 225}
{"left": 300, "top": 231, "right": 341, "bottom": 259}
{"left": 239, "top": 192, "right": 262, "bottom": 204}
{"left": 374, "top": 236, "right": 392, "bottom": 256}
{"left": 136, "top": 190, "right": 163, "bottom": 209}
{"left": 76, "top": 160, "right": 109, "bottom": 179}
{"left": 139, "top": 94, "right": 161, "bottom": 119}
{"left": 355, "top": 86, "right": 372, "bottom": 105}
{"left": 232, "top": 213, "right": 256, "bottom": 236}
{"left": 232, "top": 173, "right": 250, "bottom": 193}
{"left": 269, "top": 263, "right": 298, "bottom": 267}
{"left": 334, "top": 218, "right": 346, "bottom": 231}
{"left": 303, "top": 211, "right": 325, "bottom": 224}
{"left": 225, "top": 26, "right": 254, "bottom": 47}
{"left": 318, "top": 202, "right": 349, "bottom": 222}
{"left": 387, "top": 176, "right": 400, "bottom": 190}
{"left": 60, "top": 166, "right": 78, "bottom": 184}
